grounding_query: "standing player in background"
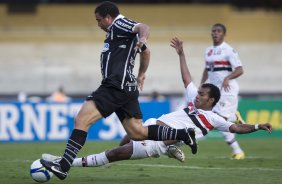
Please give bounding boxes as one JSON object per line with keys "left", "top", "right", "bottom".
{"left": 40, "top": 1, "right": 197, "bottom": 180}
{"left": 200, "top": 23, "right": 245, "bottom": 160}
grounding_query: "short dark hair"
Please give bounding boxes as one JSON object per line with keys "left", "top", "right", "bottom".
{"left": 212, "top": 23, "right": 226, "bottom": 34}
{"left": 95, "top": 1, "right": 119, "bottom": 18}
{"left": 201, "top": 83, "right": 221, "bottom": 107}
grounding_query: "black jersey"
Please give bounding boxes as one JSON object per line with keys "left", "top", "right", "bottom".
{"left": 100, "top": 14, "right": 141, "bottom": 92}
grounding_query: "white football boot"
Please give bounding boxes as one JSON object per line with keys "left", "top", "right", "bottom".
{"left": 42, "top": 153, "right": 62, "bottom": 162}
{"left": 167, "top": 145, "right": 185, "bottom": 162}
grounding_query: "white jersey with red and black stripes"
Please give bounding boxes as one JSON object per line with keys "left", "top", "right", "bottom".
{"left": 204, "top": 42, "right": 242, "bottom": 95}
{"left": 157, "top": 82, "right": 233, "bottom": 139}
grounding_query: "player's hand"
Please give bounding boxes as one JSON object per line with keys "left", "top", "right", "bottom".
{"left": 135, "top": 38, "right": 146, "bottom": 50}
{"left": 259, "top": 123, "right": 272, "bottom": 134}
{"left": 137, "top": 74, "right": 146, "bottom": 91}
{"left": 170, "top": 37, "right": 184, "bottom": 55}
{"left": 222, "top": 77, "right": 231, "bottom": 92}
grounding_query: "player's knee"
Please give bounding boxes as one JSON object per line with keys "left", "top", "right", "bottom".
{"left": 126, "top": 126, "right": 148, "bottom": 141}
{"left": 74, "top": 115, "right": 85, "bottom": 127}
{"left": 74, "top": 115, "right": 94, "bottom": 130}
{"left": 127, "top": 134, "right": 145, "bottom": 141}
{"left": 127, "top": 131, "right": 147, "bottom": 141}
{"left": 119, "top": 135, "right": 131, "bottom": 146}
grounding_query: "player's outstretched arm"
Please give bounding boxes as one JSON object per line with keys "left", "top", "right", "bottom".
{"left": 229, "top": 123, "right": 272, "bottom": 134}
{"left": 170, "top": 37, "right": 192, "bottom": 87}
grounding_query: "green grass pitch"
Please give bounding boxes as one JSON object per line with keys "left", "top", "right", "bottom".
{"left": 1, "top": 138, "right": 281, "bottom": 184}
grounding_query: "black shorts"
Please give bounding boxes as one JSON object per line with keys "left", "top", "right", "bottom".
{"left": 86, "top": 84, "right": 143, "bottom": 122}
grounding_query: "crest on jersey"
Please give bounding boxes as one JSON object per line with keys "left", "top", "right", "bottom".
{"left": 187, "top": 102, "right": 199, "bottom": 115}
{"left": 207, "top": 49, "right": 213, "bottom": 56}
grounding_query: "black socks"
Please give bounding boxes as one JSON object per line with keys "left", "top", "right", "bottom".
{"left": 59, "top": 129, "right": 87, "bottom": 172}
{"left": 147, "top": 125, "right": 187, "bottom": 141}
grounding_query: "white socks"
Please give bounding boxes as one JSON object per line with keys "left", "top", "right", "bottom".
{"left": 230, "top": 141, "right": 244, "bottom": 154}
{"left": 72, "top": 152, "right": 109, "bottom": 167}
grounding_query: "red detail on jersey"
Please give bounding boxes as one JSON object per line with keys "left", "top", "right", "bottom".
{"left": 198, "top": 114, "right": 214, "bottom": 130}
{"left": 187, "top": 102, "right": 195, "bottom": 113}
{"left": 207, "top": 49, "right": 213, "bottom": 56}
{"left": 188, "top": 102, "right": 193, "bottom": 107}
{"left": 214, "top": 61, "right": 231, "bottom": 66}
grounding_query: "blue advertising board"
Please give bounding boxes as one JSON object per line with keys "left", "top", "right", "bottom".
{"left": 0, "top": 100, "right": 170, "bottom": 142}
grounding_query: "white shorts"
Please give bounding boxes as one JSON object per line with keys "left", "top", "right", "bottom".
{"left": 143, "top": 118, "right": 158, "bottom": 126}
{"left": 213, "top": 94, "right": 238, "bottom": 119}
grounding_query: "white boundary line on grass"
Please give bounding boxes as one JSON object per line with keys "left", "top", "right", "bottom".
{"left": 116, "top": 163, "right": 282, "bottom": 172}
{"left": 17, "top": 159, "right": 282, "bottom": 172}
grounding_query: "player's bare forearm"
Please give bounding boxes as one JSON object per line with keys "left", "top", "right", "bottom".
{"left": 179, "top": 53, "right": 192, "bottom": 87}
{"left": 225, "top": 66, "right": 244, "bottom": 80}
{"left": 229, "top": 123, "right": 272, "bottom": 134}
{"left": 200, "top": 69, "right": 208, "bottom": 85}
{"left": 138, "top": 48, "right": 150, "bottom": 90}
{"left": 170, "top": 37, "right": 192, "bottom": 87}
{"left": 138, "top": 48, "right": 150, "bottom": 76}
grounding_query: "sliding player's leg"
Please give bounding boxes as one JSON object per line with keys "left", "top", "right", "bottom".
{"left": 42, "top": 139, "right": 185, "bottom": 168}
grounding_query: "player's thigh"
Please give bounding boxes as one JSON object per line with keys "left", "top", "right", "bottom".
{"left": 75, "top": 100, "right": 102, "bottom": 128}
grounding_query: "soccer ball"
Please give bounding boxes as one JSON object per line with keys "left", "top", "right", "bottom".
{"left": 30, "top": 159, "right": 53, "bottom": 183}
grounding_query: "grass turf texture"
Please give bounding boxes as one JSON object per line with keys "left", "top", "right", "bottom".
{"left": 1, "top": 138, "right": 281, "bottom": 184}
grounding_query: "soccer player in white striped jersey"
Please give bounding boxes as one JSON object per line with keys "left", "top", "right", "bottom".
{"left": 42, "top": 37, "right": 272, "bottom": 168}
{"left": 200, "top": 23, "right": 245, "bottom": 160}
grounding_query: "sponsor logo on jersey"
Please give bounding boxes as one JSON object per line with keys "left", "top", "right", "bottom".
{"left": 213, "top": 49, "right": 222, "bottom": 55}
{"left": 102, "top": 43, "right": 109, "bottom": 52}
{"left": 116, "top": 20, "right": 133, "bottom": 30}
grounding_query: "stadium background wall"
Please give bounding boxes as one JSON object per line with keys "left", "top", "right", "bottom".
{"left": 0, "top": 99, "right": 281, "bottom": 142}
{"left": 0, "top": 4, "right": 281, "bottom": 96}
{"left": 0, "top": 4, "right": 281, "bottom": 42}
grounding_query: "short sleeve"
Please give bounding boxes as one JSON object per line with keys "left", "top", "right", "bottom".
{"left": 184, "top": 82, "right": 198, "bottom": 103}
{"left": 213, "top": 115, "right": 234, "bottom": 132}
{"left": 115, "top": 17, "right": 139, "bottom": 33}
{"left": 228, "top": 48, "right": 242, "bottom": 68}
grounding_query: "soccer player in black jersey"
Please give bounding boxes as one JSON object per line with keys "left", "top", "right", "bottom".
{"left": 40, "top": 1, "right": 197, "bottom": 180}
